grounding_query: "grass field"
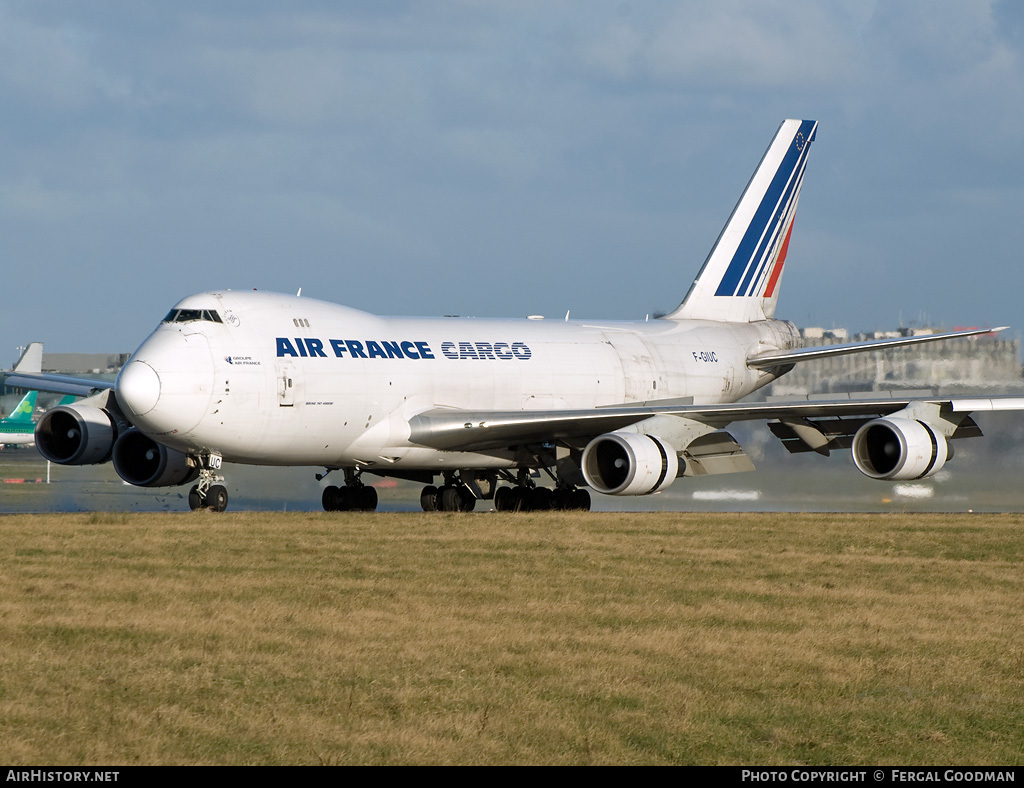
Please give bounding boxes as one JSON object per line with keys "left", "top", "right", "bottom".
{"left": 1, "top": 510, "right": 1022, "bottom": 765}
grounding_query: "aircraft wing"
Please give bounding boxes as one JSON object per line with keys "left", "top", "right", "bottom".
{"left": 3, "top": 342, "right": 113, "bottom": 397}
{"left": 408, "top": 394, "right": 1024, "bottom": 452}
{"left": 2, "top": 372, "right": 113, "bottom": 397}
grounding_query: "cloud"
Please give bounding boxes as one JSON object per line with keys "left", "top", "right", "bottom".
{"left": 0, "top": 6, "right": 131, "bottom": 111}
{"left": 569, "top": 1, "right": 862, "bottom": 89}
{"left": 0, "top": 2, "right": 1022, "bottom": 349}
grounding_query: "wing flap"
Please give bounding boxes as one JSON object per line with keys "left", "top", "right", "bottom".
{"left": 682, "top": 431, "right": 756, "bottom": 476}
{"left": 768, "top": 414, "right": 985, "bottom": 454}
{"left": 768, "top": 417, "right": 869, "bottom": 454}
{"left": 407, "top": 408, "right": 655, "bottom": 451}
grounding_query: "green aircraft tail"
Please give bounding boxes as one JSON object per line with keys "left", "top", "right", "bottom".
{"left": 4, "top": 391, "right": 38, "bottom": 424}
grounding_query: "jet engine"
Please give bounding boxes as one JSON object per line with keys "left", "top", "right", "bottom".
{"left": 112, "top": 429, "right": 199, "bottom": 488}
{"left": 851, "top": 417, "right": 949, "bottom": 480}
{"left": 581, "top": 432, "right": 679, "bottom": 495}
{"left": 35, "top": 404, "right": 118, "bottom": 465}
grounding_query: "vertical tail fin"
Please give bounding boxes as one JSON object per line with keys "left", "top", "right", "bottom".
{"left": 668, "top": 119, "right": 817, "bottom": 323}
{"left": 4, "top": 391, "right": 38, "bottom": 423}
{"left": 12, "top": 342, "right": 43, "bottom": 374}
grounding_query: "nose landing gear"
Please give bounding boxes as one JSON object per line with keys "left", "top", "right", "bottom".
{"left": 188, "top": 453, "right": 229, "bottom": 512}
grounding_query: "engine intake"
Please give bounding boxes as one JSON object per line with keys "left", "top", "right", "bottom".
{"left": 852, "top": 417, "right": 949, "bottom": 480}
{"left": 35, "top": 404, "right": 117, "bottom": 465}
{"left": 112, "top": 429, "right": 199, "bottom": 488}
{"left": 581, "top": 432, "right": 679, "bottom": 495}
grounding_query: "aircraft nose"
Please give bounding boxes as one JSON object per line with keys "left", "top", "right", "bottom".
{"left": 117, "top": 360, "right": 161, "bottom": 416}
{"left": 115, "top": 330, "right": 215, "bottom": 437}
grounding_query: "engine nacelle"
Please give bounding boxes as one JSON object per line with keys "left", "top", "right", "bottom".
{"left": 35, "top": 404, "right": 117, "bottom": 465}
{"left": 112, "top": 429, "right": 199, "bottom": 488}
{"left": 581, "top": 432, "right": 679, "bottom": 496}
{"left": 852, "top": 417, "right": 949, "bottom": 480}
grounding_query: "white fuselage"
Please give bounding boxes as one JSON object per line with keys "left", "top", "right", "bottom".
{"left": 114, "top": 291, "right": 799, "bottom": 469}
{"left": 0, "top": 432, "right": 35, "bottom": 447}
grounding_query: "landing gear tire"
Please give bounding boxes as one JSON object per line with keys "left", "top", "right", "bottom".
{"left": 494, "top": 486, "right": 514, "bottom": 512}
{"left": 570, "top": 489, "right": 591, "bottom": 511}
{"left": 188, "top": 483, "right": 229, "bottom": 512}
{"left": 357, "top": 485, "right": 378, "bottom": 512}
{"left": 437, "top": 485, "right": 476, "bottom": 512}
{"left": 322, "top": 485, "right": 340, "bottom": 511}
{"left": 323, "top": 484, "right": 378, "bottom": 512}
{"left": 531, "top": 487, "right": 553, "bottom": 511}
{"left": 441, "top": 486, "right": 464, "bottom": 512}
{"left": 420, "top": 485, "right": 439, "bottom": 512}
{"left": 510, "top": 487, "right": 529, "bottom": 512}
{"left": 207, "top": 485, "right": 229, "bottom": 512}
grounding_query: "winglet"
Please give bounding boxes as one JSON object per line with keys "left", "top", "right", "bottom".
{"left": 668, "top": 119, "right": 817, "bottom": 323}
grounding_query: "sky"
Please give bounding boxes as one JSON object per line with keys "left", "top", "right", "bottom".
{"left": 2, "top": 0, "right": 1023, "bottom": 354}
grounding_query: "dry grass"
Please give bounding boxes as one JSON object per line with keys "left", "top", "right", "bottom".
{"left": 1, "top": 511, "right": 1022, "bottom": 765}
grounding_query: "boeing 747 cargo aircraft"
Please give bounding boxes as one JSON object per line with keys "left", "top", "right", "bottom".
{"left": 10, "top": 120, "right": 1023, "bottom": 511}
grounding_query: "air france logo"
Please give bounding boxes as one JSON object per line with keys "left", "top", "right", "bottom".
{"left": 277, "top": 338, "right": 433, "bottom": 359}
{"left": 225, "top": 355, "right": 260, "bottom": 366}
{"left": 276, "top": 338, "right": 532, "bottom": 361}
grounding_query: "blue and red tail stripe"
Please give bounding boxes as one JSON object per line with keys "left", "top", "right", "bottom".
{"left": 714, "top": 119, "right": 817, "bottom": 298}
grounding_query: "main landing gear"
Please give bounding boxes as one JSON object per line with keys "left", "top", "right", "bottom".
{"left": 489, "top": 466, "right": 592, "bottom": 512}
{"left": 320, "top": 468, "right": 379, "bottom": 512}
{"left": 419, "top": 479, "right": 477, "bottom": 512}
{"left": 188, "top": 454, "right": 229, "bottom": 512}
{"left": 492, "top": 485, "right": 591, "bottom": 512}
{"left": 418, "top": 470, "right": 592, "bottom": 512}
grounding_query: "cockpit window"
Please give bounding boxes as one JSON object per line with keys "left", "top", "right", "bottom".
{"left": 162, "top": 309, "right": 224, "bottom": 324}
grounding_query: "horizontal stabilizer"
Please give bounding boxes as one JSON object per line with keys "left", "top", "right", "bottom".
{"left": 747, "top": 326, "right": 1008, "bottom": 370}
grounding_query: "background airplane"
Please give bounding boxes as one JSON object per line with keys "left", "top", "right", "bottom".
{"left": 8, "top": 120, "right": 1024, "bottom": 512}
{"left": 0, "top": 344, "right": 78, "bottom": 448}
{"left": 0, "top": 390, "right": 39, "bottom": 447}
{"left": 1, "top": 343, "right": 44, "bottom": 447}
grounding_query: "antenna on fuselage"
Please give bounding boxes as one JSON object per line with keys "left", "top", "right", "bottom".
{"left": 297, "top": 288, "right": 302, "bottom": 297}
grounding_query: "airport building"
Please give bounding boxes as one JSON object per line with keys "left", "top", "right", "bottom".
{"left": 39, "top": 352, "right": 130, "bottom": 375}
{"left": 764, "top": 327, "right": 1022, "bottom": 397}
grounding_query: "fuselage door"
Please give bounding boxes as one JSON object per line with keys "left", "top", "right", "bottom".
{"left": 278, "top": 364, "right": 295, "bottom": 407}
